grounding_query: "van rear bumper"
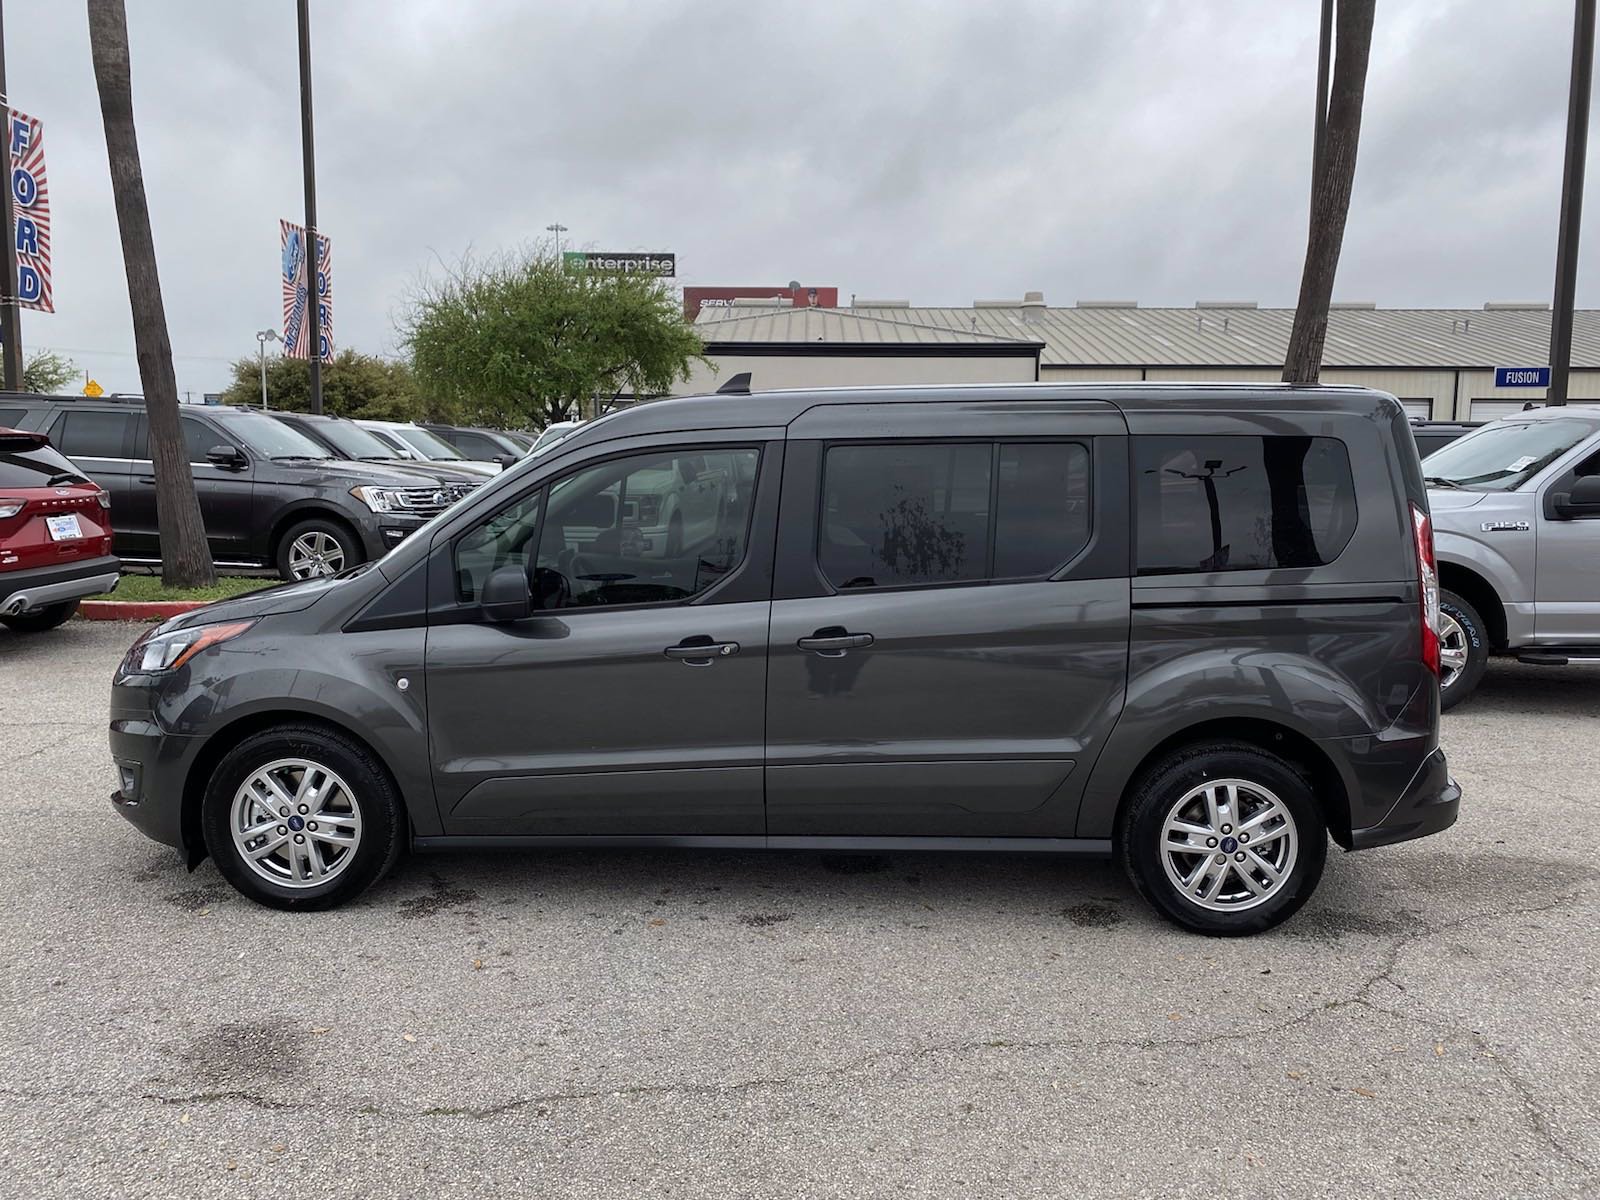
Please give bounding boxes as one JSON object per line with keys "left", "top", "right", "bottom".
{"left": 1347, "top": 747, "right": 1460, "bottom": 850}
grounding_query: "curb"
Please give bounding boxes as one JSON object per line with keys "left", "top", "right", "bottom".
{"left": 79, "top": 599, "right": 213, "bottom": 621}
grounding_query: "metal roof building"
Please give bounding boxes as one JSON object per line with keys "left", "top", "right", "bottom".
{"left": 688, "top": 296, "right": 1600, "bottom": 420}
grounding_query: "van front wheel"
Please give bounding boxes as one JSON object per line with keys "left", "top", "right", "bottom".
{"left": 1119, "top": 743, "right": 1327, "bottom": 936}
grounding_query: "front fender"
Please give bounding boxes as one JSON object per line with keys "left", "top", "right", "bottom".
{"left": 152, "top": 622, "right": 439, "bottom": 836}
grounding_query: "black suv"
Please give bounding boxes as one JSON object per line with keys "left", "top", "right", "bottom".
{"left": 269, "top": 411, "right": 491, "bottom": 490}
{"left": 2, "top": 397, "right": 473, "bottom": 580}
{"left": 421, "top": 423, "right": 524, "bottom": 464}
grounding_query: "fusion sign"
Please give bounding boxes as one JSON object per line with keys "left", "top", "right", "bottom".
{"left": 1493, "top": 366, "right": 1550, "bottom": 388}
{"left": 8, "top": 109, "right": 51, "bottom": 312}
{"left": 563, "top": 250, "right": 675, "bottom": 277}
{"left": 281, "top": 219, "right": 332, "bottom": 362}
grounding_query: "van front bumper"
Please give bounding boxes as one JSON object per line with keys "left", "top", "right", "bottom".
{"left": 1347, "top": 747, "right": 1460, "bottom": 850}
{"left": 108, "top": 675, "right": 199, "bottom": 855}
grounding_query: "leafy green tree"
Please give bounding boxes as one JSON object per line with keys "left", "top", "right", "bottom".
{"left": 0, "top": 350, "right": 80, "bottom": 393}
{"left": 401, "top": 247, "right": 706, "bottom": 427}
{"left": 219, "top": 349, "right": 427, "bottom": 421}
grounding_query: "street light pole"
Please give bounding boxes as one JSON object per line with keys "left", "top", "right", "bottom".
{"left": 256, "top": 328, "right": 279, "bottom": 410}
{"left": 546, "top": 222, "right": 568, "bottom": 258}
{"left": 297, "top": 0, "right": 322, "bottom": 414}
{"left": 0, "top": 0, "right": 23, "bottom": 393}
{"left": 1549, "top": 0, "right": 1596, "bottom": 407}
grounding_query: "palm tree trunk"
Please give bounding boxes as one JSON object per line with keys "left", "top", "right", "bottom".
{"left": 1283, "top": 0, "right": 1377, "bottom": 384}
{"left": 87, "top": 0, "right": 215, "bottom": 588}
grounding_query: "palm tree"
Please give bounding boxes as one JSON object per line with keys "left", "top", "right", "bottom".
{"left": 87, "top": 0, "right": 214, "bottom": 587}
{"left": 1283, "top": 0, "right": 1377, "bottom": 384}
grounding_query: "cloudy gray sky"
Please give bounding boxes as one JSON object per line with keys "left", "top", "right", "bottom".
{"left": 10, "top": 0, "right": 1598, "bottom": 397}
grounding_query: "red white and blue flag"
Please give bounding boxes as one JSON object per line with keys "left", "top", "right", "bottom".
{"left": 280, "top": 218, "right": 332, "bottom": 361}
{"left": 8, "top": 109, "right": 51, "bottom": 313}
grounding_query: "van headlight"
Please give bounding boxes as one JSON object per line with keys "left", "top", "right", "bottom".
{"left": 350, "top": 485, "right": 403, "bottom": 513}
{"left": 120, "top": 620, "right": 257, "bottom": 676}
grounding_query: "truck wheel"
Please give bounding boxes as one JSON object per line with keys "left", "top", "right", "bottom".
{"left": 1438, "top": 589, "right": 1488, "bottom": 711}
{"left": 1119, "top": 742, "right": 1327, "bottom": 936}
{"left": 276, "top": 517, "right": 361, "bottom": 582}
{"left": 0, "top": 599, "right": 79, "bottom": 632}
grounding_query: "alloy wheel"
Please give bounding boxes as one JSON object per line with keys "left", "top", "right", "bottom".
{"left": 1437, "top": 611, "right": 1469, "bottom": 691}
{"left": 230, "top": 758, "right": 363, "bottom": 888}
{"left": 287, "top": 531, "right": 345, "bottom": 579}
{"left": 1159, "top": 778, "right": 1299, "bottom": 912}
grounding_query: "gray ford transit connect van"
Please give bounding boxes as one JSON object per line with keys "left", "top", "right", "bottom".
{"left": 108, "top": 384, "right": 1458, "bottom": 934}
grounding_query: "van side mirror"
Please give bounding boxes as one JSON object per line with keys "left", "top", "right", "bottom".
{"left": 206, "top": 444, "right": 247, "bottom": 470}
{"left": 1552, "top": 475, "right": 1600, "bottom": 519}
{"left": 494, "top": 454, "right": 519, "bottom": 471}
{"left": 480, "top": 564, "right": 531, "bottom": 622}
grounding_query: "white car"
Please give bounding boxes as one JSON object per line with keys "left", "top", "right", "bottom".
{"left": 355, "top": 420, "right": 498, "bottom": 476}
{"left": 530, "top": 420, "right": 583, "bottom": 455}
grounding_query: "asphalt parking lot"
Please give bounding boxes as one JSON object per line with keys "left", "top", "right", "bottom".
{"left": 2, "top": 620, "right": 1597, "bottom": 1199}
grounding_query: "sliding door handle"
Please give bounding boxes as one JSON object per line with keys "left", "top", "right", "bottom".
{"left": 797, "top": 630, "right": 874, "bottom": 657}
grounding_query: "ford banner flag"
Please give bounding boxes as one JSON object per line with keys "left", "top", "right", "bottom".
{"left": 281, "top": 219, "right": 332, "bottom": 361}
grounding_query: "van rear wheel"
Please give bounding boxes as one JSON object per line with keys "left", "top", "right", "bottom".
{"left": 1438, "top": 589, "right": 1488, "bottom": 710}
{"left": 1119, "top": 743, "right": 1327, "bottom": 936}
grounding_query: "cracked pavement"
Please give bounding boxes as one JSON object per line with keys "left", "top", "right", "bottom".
{"left": 1, "top": 620, "right": 1597, "bottom": 1198}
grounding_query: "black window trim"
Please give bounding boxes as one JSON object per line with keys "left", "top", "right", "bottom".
{"left": 810, "top": 435, "right": 1097, "bottom": 597}
{"left": 436, "top": 440, "right": 772, "bottom": 623}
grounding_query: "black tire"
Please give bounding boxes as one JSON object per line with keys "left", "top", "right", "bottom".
{"left": 274, "top": 516, "right": 362, "bottom": 582}
{"left": 0, "top": 599, "right": 78, "bottom": 632}
{"left": 1118, "top": 742, "right": 1328, "bottom": 936}
{"left": 202, "top": 723, "right": 405, "bottom": 911}
{"left": 1438, "top": 589, "right": 1489, "bottom": 711}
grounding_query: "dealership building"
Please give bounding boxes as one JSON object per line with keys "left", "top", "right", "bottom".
{"left": 680, "top": 295, "right": 1600, "bottom": 420}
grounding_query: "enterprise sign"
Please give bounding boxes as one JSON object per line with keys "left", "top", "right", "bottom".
{"left": 563, "top": 250, "right": 675, "bottom": 277}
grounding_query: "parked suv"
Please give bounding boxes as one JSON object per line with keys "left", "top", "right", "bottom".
{"left": 0, "top": 427, "right": 119, "bottom": 630}
{"left": 268, "top": 411, "right": 490, "bottom": 494}
{"left": 109, "top": 384, "right": 1457, "bottom": 934}
{"left": 6, "top": 397, "right": 469, "bottom": 581}
{"left": 420, "top": 422, "right": 524, "bottom": 464}
{"left": 1421, "top": 407, "right": 1600, "bottom": 707}
{"left": 354, "top": 419, "right": 499, "bottom": 474}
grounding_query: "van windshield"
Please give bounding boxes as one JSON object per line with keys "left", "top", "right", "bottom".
{"left": 1421, "top": 419, "right": 1595, "bottom": 491}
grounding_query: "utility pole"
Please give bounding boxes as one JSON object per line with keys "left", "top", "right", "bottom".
{"left": 297, "top": 0, "right": 322, "bottom": 414}
{"left": 1549, "top": 0, "right": 1596, "bottom": 407}
{"left": 256, "top": 327, "right": 279, "bottom": 409}
{"left": 0, "top": 0, "right": 22, "bottom": 392}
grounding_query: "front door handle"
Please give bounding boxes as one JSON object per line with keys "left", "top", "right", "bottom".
{"left": 796, "top": 628, "right": 875, "bottom": 657}
{"left": 664, "top": 636, "right": 740, "bottom": 666}
{"left": 137, "top": 476, "right": 157, "bottom": 485}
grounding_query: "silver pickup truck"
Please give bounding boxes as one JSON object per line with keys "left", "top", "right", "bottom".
{"left": 1422, "top": 407, "right": 1600, "bottom": 707}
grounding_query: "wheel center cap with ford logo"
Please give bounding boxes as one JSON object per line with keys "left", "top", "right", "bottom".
{"left": 288, "top": 815, "right": 305, "bottom": 832}
{"left": 1220, "top": 836, "right": 1239, "bottom": 853}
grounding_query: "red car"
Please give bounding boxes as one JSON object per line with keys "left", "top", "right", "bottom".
{"left": 0, "top": 427, "right": 119, "bottom": 632}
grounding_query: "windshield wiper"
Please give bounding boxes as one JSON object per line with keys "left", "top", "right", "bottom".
{"left": 44, "top": 472, "right": 88, "bottom": 486}
{"left": 1424, "top": 475, "right": 1467, "bottom": 491}
{"left": 270, "top": 455, "right": 333, "bottom": 462}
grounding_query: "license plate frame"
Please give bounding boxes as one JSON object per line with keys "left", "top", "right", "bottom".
{"left": 45, "top": 513, "right": 84, "bottom": 541}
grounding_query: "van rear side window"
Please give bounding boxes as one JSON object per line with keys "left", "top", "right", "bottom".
{"left": 819, "top": 441, "right": 1091, "bottom": 589}
{"left": 1134, "top": 435, "right": 1357, "bottom": 576}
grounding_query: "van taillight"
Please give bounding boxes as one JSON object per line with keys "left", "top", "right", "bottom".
{"left": 1411, "top": 502, "right": 1440, "bottom": 674}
